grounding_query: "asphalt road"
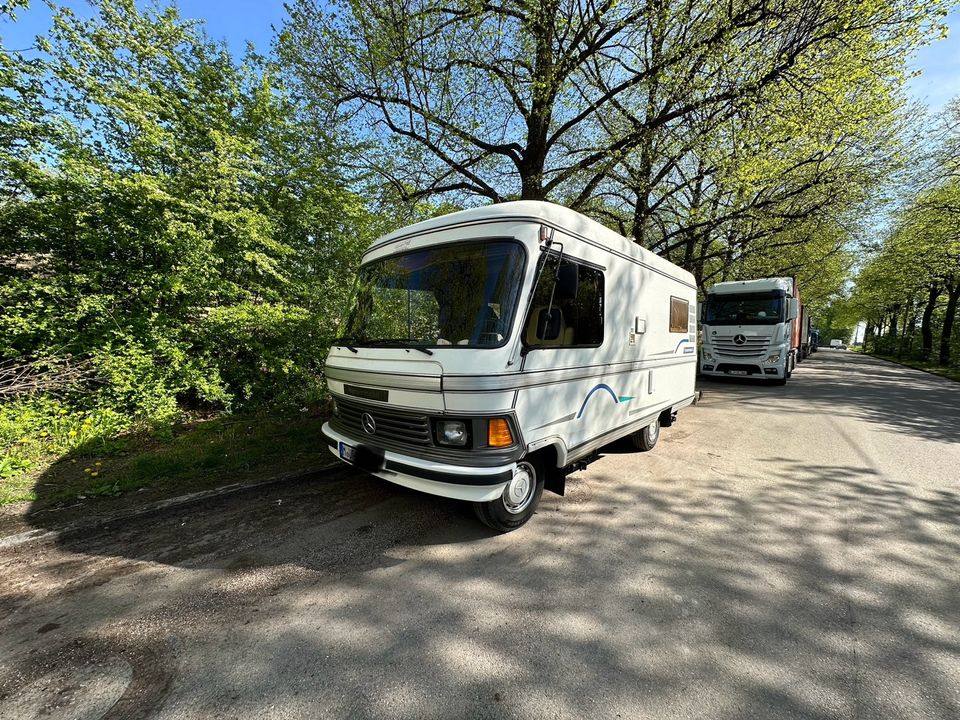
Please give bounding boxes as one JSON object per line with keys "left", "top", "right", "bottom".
{"left": 1, "top": 351, "right": 958, "bottom": 720}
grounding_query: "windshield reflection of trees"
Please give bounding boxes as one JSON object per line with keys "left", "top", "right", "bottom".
{"left": 345, "top": 242, "right": 524, "bottom": 347}
{"left": 707, "top": 296, "right": 783, "bottom": 325}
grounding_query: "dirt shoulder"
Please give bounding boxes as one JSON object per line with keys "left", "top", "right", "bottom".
{"left": 0, "top": 413, "right": 336, "bottom": 540}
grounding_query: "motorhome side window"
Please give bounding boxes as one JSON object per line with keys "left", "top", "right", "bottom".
{"left": 525, "top": 257, "right": 604, "bottom": 348}
{"left": 669, "top": 297, "right": 689, "bottom": 333}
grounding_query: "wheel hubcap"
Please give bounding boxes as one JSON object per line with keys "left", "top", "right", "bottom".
{"left": 503, "top": 463, "right": 535, "bottom": 514}
{"left": 648, "top": 421, "right": 659, "bottom": 442}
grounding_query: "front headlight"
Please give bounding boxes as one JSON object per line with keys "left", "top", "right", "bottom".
{"left": 702, "top": 350, "right": 713, "bottom": 361}
{"left": 437, "top": 420, "right": 468, "bottom": 446}
{"left": 765, "top": 354, "right": 780, "bottom": 364}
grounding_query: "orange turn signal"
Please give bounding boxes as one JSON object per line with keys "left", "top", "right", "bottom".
{"left": 488, "top": 418, "right": 514, "bottom": 447}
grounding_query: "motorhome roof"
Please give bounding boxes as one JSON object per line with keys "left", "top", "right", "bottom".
{"left": 707, "top": 278, "right": 794, "bottom": 295}
{"left": 367, "top": 200, "right": 696, "bottom": 287}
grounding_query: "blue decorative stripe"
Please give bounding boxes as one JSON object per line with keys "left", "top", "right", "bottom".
{"left": 576, "top": 383, "right": 619, "bottom": 419}
{"left": 674, "top": 338, "right": 690, "bottom": 353}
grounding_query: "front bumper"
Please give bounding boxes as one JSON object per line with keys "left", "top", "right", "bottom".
{"left": 322, "top": 422, "right": 514, "bottom": 503}
{"left": 699, "top": 359, "right": 784, "bottom": 378}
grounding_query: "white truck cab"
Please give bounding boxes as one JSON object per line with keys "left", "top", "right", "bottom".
{"left": 322, "top": 201, "right": 698, "bottom": 531}
{"left": 699, "top": 277, "right": 801, "bottom": 385}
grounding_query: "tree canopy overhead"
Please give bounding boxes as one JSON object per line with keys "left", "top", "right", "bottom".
{"left": 282, "top": 0, "right": 945, "bottom": 204}
{"left": 281, "top": 0, "right": 948, "bottom": 300}
{"left": 846, "top": 99, "right": 960, "bottom": 367}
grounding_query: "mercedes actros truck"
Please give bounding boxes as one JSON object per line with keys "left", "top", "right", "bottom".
{"left": 699, "top": 277, "right": 802, "bottom": 385}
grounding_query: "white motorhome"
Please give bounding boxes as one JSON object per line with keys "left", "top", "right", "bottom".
{"left": 699, "top": 277, "right": 802, "bottom": 385}
{"left": 321, "top": 201, "right": 698, "bottom": 531}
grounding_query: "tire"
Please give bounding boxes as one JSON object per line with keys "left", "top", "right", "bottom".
{"left": 630, "top": 418, "right": 660, "bottom": 452}
{"left": 473, "top": 456, "right": 545, "bottom": 533}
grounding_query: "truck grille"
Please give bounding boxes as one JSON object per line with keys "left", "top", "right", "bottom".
{"left": 333, "top": 398, "right": 432, "bottom": 447}
{"left": 712, "top": 335, "right": 770, "bottom": 357}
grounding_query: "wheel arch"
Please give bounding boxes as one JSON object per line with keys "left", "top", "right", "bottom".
{"left": 524, "top": 437, "right": 568, "bottom": 468}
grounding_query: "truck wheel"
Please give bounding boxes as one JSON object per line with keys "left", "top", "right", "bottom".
{"left": 631, "top": 418, "right": 660, "bottom": 452}
{"left": 473, "top": 457, "right": 545, "bottom": 533}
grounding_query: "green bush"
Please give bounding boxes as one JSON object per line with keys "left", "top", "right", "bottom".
{"left": 199, "top": 302, "right": 331, "bottom": 409}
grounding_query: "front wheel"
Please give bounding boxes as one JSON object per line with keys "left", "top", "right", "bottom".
{"left": 631, "top": 418, "right": 660, "bottom": 452}
{"left": 473, "top": 457, "right": 545, "bottom": 533}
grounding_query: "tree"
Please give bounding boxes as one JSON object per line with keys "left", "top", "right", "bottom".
{"left": 849, "top": 180, "right": 960, "bottom": 366}
{"left": 0, "top": 0, "right": 373, "bottom": 416}
{"left": 280, "top": 0, "right": 944, "bottom": 303}
{"left": 281, "top": 0, "right": 944, "bottom": 207}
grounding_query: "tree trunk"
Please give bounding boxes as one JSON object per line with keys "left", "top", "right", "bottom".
{"left": 864, "top": 320, "right": 875, "bottom": 349}
{"left": 939, "top": 279, "right": 959, "bottom": 366}
{"left": 898, "top": 297, "right": 915, "bottom": 358}
{"left": 518, "top": 0, "right": 558, "bottom": 202}
{"left": 920, "top": 283, "right": 940, "bottom": 361}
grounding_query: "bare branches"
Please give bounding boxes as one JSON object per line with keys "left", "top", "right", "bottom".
{"left": 0, "top": 355, "right": 100, "bottom": 401}
{"left": 279, "top": 0, "right": 942, "bottom": 302}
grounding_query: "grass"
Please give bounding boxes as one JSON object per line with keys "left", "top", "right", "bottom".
{"left": 0, "top": 412, "right": 334, "bottom": 510}
{"left": 870, "top": 353, "right": 960, "bottom": 383}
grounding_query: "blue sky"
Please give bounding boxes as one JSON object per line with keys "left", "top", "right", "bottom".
{"left": 3, "top": 1, "right": 960, "bottom": 111}
{"left": 906, "top": 8, "right": 960, "bottom": 110}
{"left": 2, "top": 1, "right": 287, "bottom": 57}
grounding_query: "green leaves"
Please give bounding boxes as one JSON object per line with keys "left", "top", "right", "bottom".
{"left": 0, "top": 0, "right": 375, "bottom": 427}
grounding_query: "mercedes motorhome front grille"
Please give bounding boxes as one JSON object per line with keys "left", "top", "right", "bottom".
{"left": 334, "top": 398, "right": 432, "bottom": 446}
{"left": 712, "top": 335, "right": 769, "bottom": 357}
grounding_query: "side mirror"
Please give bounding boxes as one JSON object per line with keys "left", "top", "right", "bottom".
{"left": 555, "top": 262, "right": 578, "bottom": 301}
{"left": 537, "top": 308, "right": 563, "bottom": 340}
{"left": 787, "top": 298, "right": 799, "bottom": 320}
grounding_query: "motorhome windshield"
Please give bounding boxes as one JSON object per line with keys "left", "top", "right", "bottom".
{"left": 341, "top": 240, "right": 526, "bottom": 348}
{"left": 705, "top": 292, "right": 784, "bottom": 326}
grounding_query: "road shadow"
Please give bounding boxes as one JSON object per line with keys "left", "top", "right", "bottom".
{"left": 13, "top": 465, "right": 495, "bottom": 576}
{"left": 3, "top": 449, "right": 959, "bottom": 718}
{"left": 700, "top": 351, "right": 960, "bottom": 444}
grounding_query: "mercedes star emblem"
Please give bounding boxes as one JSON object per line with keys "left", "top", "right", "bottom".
{"left": 361, "top": 412, "right": 376, "bottom": 434}
{"left": 734, "top": 334, "right": 747, "bottom": 345}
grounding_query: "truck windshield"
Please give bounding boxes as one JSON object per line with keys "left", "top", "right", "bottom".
{"left": 705, "top": 293, "right": 784, "bottom": 325}
{"left": 341, "top": 240, "right": 526, "bottom": 348}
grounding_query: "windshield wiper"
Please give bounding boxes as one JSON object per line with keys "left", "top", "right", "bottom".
{"left": 332, "top": 336, "right": 359, "bottom": 353}
{"left": 362, "top": 339, "right": 434, "bottom": 355}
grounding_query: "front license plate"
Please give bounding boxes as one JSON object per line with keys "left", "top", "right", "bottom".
{"left": 728, "top": 370, "right": 748, "bottom": 376}
{"left": 339, "top": 441, "right": 357, "bottom": 462}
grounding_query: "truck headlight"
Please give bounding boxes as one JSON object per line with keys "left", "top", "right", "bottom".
{"left": 436, "top": 420, "right": 468, "bottom": 446}
{"left": 702, "top": 350, "right": 713, "bottom": 361}
{"left": 765, "top": 354, "right": 780, "bottom": 364}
